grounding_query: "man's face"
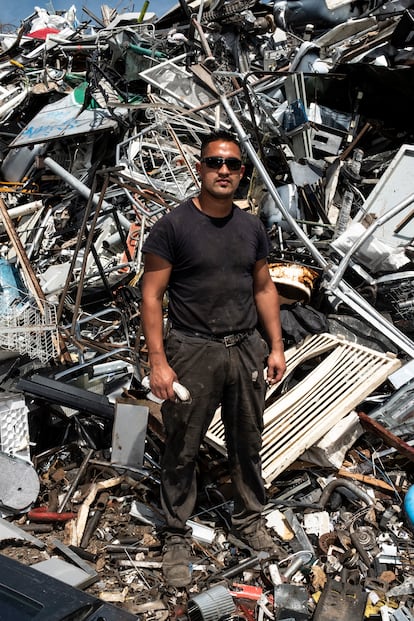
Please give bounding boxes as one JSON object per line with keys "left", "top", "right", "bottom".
{"left": 196, "top": 139, "right": 245, "bottom": 200}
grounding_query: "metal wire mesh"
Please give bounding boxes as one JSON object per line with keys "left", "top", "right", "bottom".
{"left": 0, "top": 295, "right": 59, "bottom": 364}
{"left": 117, "top": 121, "right": 201, "bottom": 204}
{"left": 375, "top": 273, "right": 414, "bottom": 337}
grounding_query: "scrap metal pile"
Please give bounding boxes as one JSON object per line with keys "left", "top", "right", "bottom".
{"left": 0, "top": 0, "right": 414, "bottom": 619}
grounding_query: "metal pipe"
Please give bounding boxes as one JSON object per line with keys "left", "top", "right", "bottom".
{"left": 80, "top": 491, "right": 109, "bottom": 548}
{"left": 334, "top": 279, "right": 414, "bottom": 357}
{"left": 43, "top": 156, "right": 112, "bottom": 210}
{"left": 216, "top": 79, "right": 414, "bottom": 358}
{"left": 217, "top": 87, "right": 328, "bottom": 267}
{"left": 138, "top": 0, "right": 150, "bottom": 22}
{"left": 49, "top": 45, "right": 106, "bottom": 51}
{"left": 58, "top": 448, "right": 94, "bottom": 513}
{"left": 80, "top": 508, "right": 103, "bottom": 549}
{"left": 209, "top": 555, "right": 263, "bottom": 581}
{"left": 54, "top": 348, "right": 134, "bottom": 379}
{"left": 191, "top": 17, "right": 215, "bottom": 64}
{"left": 96, "top": 492, "right": 110, "bottom": 512}
{"left": 7, "top": 200, "right": 43, "bottom": 219}
{"left": 282, "top": 551, "right": 313, "bottom": 579}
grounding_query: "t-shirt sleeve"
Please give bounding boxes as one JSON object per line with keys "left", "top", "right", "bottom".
{"left": 256, "top": 219, "right": 271, "bottom": 261}
{"left": 142, "top": 217, "right": 175, "bottom": 264}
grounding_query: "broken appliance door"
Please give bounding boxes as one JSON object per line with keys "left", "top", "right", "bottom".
{"left": 8, "top": 84, "right": 124, "bottom": 149}
{"left": 354, "top": 144, "right": 414, "bottom": 249}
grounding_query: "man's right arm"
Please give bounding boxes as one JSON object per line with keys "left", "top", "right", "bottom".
{"left": 141, "top": 253, "right": 177, "bottom": 401}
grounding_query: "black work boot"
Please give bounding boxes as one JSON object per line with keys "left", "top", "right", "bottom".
{"left": 162, "top": 534, "right": 192, "bottom": 588}
{"left": 228, "top": 520, "right": 276, "bottom": 553}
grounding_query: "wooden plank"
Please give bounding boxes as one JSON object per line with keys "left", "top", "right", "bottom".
{"left": 337, "top": 469, "right": 396, "bottom": 492}
{"left": 358, "top": 410, "right": 414, "bottom": 464}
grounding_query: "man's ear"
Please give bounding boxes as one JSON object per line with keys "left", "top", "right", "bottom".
{"left": 195, "top": 161, "right": 202, "bottom": 175}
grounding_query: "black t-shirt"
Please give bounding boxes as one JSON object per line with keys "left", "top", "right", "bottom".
{"left": 142, "top": 198, "right": 270, "bottom": 336}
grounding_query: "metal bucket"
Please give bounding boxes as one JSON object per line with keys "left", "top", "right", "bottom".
{"left": 268, "top": 261, "right": 319, "bottom": 303}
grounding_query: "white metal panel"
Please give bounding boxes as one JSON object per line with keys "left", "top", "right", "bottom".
{"left": 355, "top": 144, "right": 414, "bottom": 248}
{"left": 205, "top": 333, "right": 401, "bottom": 485}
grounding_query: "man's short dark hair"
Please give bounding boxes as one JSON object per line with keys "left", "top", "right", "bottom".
{"left": 200, "top": 131, "right": 242, "bottom": 157}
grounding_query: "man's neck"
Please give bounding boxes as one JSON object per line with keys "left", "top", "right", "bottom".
{"left": 193, "top": 193, "right": 233, "bottom": 218}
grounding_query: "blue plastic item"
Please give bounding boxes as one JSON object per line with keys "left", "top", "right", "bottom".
{"left": 0, "top": 258, "right": 25, "bottom": 315}
{"left": 404, "top": 484, "right": 414, "bottom": 530}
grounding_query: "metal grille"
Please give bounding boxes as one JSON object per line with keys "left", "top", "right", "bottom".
{"left": 205, "top": 333, "right": 402, "bottom": 485}
{"left": 376, "top": 274, "right": 414, "bottom": 322}
{"left": 0, "top": 296, "right": 59, "bottom": 364}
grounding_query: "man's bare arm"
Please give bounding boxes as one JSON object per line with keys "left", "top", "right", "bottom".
{"left": 141, "top": 253, "right": 177, "bottom": 400}
{"left": 253, "top": 258, "right": 286, "bottom": 384}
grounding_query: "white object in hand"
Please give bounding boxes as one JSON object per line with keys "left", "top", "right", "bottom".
{"left": 141, "top": 376, "right": 191, "bottom": 402}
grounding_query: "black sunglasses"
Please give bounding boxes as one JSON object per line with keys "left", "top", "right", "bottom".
{"left": 200, "top": 156, "right": 242, "bottom": 171}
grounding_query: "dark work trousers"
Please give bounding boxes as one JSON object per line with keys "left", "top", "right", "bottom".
{"left": 160, "top": 328, "right": 268, "bottom": 538}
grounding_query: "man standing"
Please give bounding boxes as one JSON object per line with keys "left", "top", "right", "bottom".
{"left": 141, "top": 130, "right": 286, "bottom": 588}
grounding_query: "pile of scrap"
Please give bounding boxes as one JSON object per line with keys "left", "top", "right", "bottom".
{"left": 0, "top": 0, "right": 414, "bottom": 618}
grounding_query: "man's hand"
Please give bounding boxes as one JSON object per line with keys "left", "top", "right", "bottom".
{"left": 266, "top": 349, "right": 286, "bottom": 385}
{"left": 149, "top": 361, "right": 178, "bottom": 401}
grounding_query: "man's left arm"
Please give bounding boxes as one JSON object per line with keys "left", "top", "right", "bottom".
{"left": 253, "top": 258, "right": 286, "bottom": 384}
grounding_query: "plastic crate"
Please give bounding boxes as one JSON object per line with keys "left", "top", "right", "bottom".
{"left": 0, "top": 393, "right": 30, "bottom": 461}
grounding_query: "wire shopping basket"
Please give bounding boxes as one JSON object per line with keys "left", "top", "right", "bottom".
{"left": 0, "top": 295, "right": 59, "bottom": 364}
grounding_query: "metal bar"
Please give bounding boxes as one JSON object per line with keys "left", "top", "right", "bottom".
{"left": 71, "top": 175, "right": 110, "bottom": 337}
{"left": 0, "top": 197, "right": 46, "bottom": 313}
{"left": 358, "top": 411, "right": 414, "bottom": 463}
{"left": 329, "top": 190, "right": 414, "bottom": 290}
{"left": 43, "top": 156, "right": 113, "bottom": 210}
{"left": 215, "top": 77, "right": 414, "bottom": 358}
{"left": 54, "top": 347, "right": 134, "bottom": 380}
{"left": 58, "top": 448, "right": 95, "bottom": 513}
{"left": 51, "top": 538, "right": 98, "bottom": 578}
{"left": 334, "top": 279, "right": 414, "bottom": 358}
{"left": 16, "top": 375, "right": 114, "bottom": 420}
{"left": 217, "top": 80, "right": 328, "bottom": 267}
{"left": 190, "top": 17, "right": 215, "bottom": 63}
{"left": 55, "top": 170, "right": 102, "bottom": 324}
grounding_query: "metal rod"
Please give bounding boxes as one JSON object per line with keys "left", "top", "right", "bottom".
{"left": 71, "top": 175, "right": 110, "bottom": 337}
{"left": 43, "top": 156, "right": 113, "bottom": 210}
{"left": 0, "top": 197, "right": 46, "bottom": 314}
{"left": 329, "top": 191, "right": 414, "bottom": 290}
{"left": 217, "top": 81, "right": 328, "bottom": 267}
{"left": 215, "top": 76, "right": 414, "bottom": 358}
{"left": 58, "top": 448, "right": 94, "bottom": 513}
